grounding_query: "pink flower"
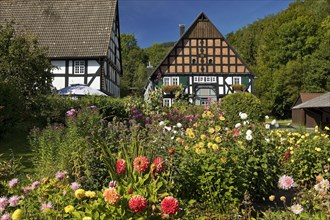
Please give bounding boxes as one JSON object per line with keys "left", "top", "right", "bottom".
{"left": 103, "top": 188, "right": 120, "bottom": 205}
{"left": 22, "top": 186, "right": 33, "bottom": 193}
{"left": 8, "top": 178, "right": 18, "bottom": 188}
{"left": 128, "top": 195, "right": 148, "bottom": 213}
{"left": 41, "top": 202, "right": 53, "bottom": 212}
{"left": 66, "top": 109, "right": 77, "bottom": 117}
{"left": 151, "top": 157, "right": 165, "bottom": 173}
{"left": 161, "top": 196, "right": 179, "bottom": 215}
{"left": 133, "top": 156, "right": 149, "bottom": 173}
{"left": 70, "top": 182, "right": 81, "bottom": 191}
{"left": 55, "top": 171, "right": 66, "bottom": 181}
{"left": 8, "top": 196, "right": 19, "bottom": 207}
{"left": 31, "top": 181, "right": 40, "bottom": 190}
{"left": 108, "top": 181, "right": 117, "bottom": 188}
{"left": 1, "top": 213, "right": 10, "bottom": 220}
{"left": 116, "top": 159, "right": 126, "bottom": 174}
{"left": 278, "top": 175, "right": 295, "bottom": 190}
{"left": 0, "top": 197, "right": 8, "bottom": 209}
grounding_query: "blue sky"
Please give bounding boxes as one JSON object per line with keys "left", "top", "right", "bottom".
{"left": 119, "top": 0, "right": 295, "bottom": 48}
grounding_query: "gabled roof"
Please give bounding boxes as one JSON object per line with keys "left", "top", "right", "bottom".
{"left": 0, "top": 0, "right": 117, "bottom": 58}
{"left": 292, "top": 92, "right": 330, "bottom": 109}
{"left": 148, "top": 12, "right": 255, "bottom": 80}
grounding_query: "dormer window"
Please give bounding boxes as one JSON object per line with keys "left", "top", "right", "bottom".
{"left": 192, "top": 58, "right": 196, "bottom": 64}
{"left": 74, "top": 60, "right": 85, "bottom": 74}
{"left": 208, "top": 59, "right": 213, "bottom": 64}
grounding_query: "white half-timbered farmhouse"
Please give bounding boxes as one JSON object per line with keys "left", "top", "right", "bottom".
{"left": 0, "top": 0, "right": 122, "bottom": 97}
{"left": 145, "top": 12, "right": 255, "bottom": 106}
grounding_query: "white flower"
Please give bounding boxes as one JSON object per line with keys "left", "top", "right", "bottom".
{"left": 275, "top": 123, "right": 279, "bottom": 128}
{"left": 280, "top": 138, "right": 286, "bottom": 143}
{"left": 246, "top": 134, "right": 253, "bottom": 141}
{"left": 164, "top": 126, "right": 171, "bottom": 131}
{"left": 271, "top": 119, "right": 277, "bottom": 125}
{"left": 171, "top": 136, "right": 174, "bottom": 140}
{"left": 172, "top": 130, "right": 177, "bottom": 134}
{"left": 176, "top": 123, "right": 182, "bottom": 128}
{"left": 265, "top": 138, "right": 270, "bottom": 143}
{"left": 243, "top": 120, "right": 249, "bottom": 125}
{"left": 291, "top": 204, "right": 303, "bottom": 215}
{"left": 159, "top": 121, "right": 165, "bottom": 126}
{"left": 240, "top": 113, "right": 248, "bottom": 120}
{"left": 246, "top": 129, "right": 253, "bottom": 135}
{"left": 265, "top": 124, "right": 270, "bottom": 129}
{"left": 235, "top": 123, "right": 241, "bottom": 128}
{"left": 265, "top": 115, "right": 269, "bottom": 119}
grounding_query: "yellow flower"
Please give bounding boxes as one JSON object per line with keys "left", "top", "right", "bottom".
{"left": 220, "top": 157, "right": 227, "bottom": 164}
{"left": 64, "top": 205, "right": 75, "bottom": 213}
{"left": 215, "top": 137, "right": 222, "bottom": 143}
{"left": 208, "top": 127, "right": 215, "bottom": 134}
{"left": 198, "top": 142, "right": 204, "bottom": 148}
{"left": 269, "top": 195, "right": 275, "bottom": 202}
{"left": 212, "top": 144, "right": 219, "bottom": 152}
{"left": 219, "top": 116, "right": 225, "bottom": 121}
{"left": 325, "top": 126, "right": 329, "bottom": 130}
{"left": 207, "top": 142, "right": 213, "bottom": 148}
{"left": 12, "top": 209, "right": 23, "bottom": 220}
{"left": 215, "top": 126, "right": 221, "bottom": 131}
{"left": 195, "top": 148, "right": 201, "bottom": 155}
{"left": 176, "top": 137, "right": 183, "bottom": 143}
{"left": 315, "top": 147, "right": 321, "bottom": 152}
{"left": 280, "top": 196, "right": 286, "bottom": 201}
{"left": 200, "top": 134, "right": 207, "bottom": 140}
{"left": 206, "top": 111, "right": 212, "bottom": 116}
{"left": 82, "top": 217, "right": 92, "bottom": 220}
{"left": 186, "top": 128, "right": 193, "bottom": 135}
{"left": 75, "top": 189, "right": 85, "bottom": 199}
{"left": 328, "top": 158, "right": 330, "bottom": 162}
{"left": 189, "top": 132, "right": 195, "bottom": 138}
{"left": 184, "top": 145, "right": 189, "bottom": 150}
{"left": 85, "top": 191, "right": 96, "bottom": 198}
{"left": 202, "top": 113, "right": 206, "bottom": 118}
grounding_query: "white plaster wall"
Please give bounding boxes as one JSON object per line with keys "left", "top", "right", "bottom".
{"left": 68, "top": 77, "right": 84, "bottom": 85}
{"left": 68, "top": 61, "right": 73, "bottom": 74}
{"left": 218, "top": 77, "right": 223, "bottom": 84}
{"left": 88, "top": 60, "right": 100, "bottom": 74}
{"left": 51, "top": 60, "right": 65, "bottom": 74}
{"left": 53, "top": 77, "right": 66, "bottom": 90}
{"left": 225, "top": 77, "right": 232, "bottom": 85}
{"left": 219, "top": 87, "right": 224, "bottom": 95}
{"left": 89, "top": 76, "right": 100, "bottom": 89}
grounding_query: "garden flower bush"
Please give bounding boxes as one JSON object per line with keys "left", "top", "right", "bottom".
{"left": 1, "top": 94, "right": 330, "bottom": 219}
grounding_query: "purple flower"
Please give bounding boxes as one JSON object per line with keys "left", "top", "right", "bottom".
{"left": 8, "top": 179, "right": 18, "bottom": 188}
{"left": 8, "top": 196, "right": 19, "bottom": 207}
{"left": 66, "top": 109, "right": 77, "bottom": 117}
{"left": 1, "top": 213, "right": 10, "bottom": 220}
{"left": 0, "top": 197, "right": 8, "bottom": 209}
{"left": 108, "top": 180, "right": 117, "bottom": 188}
{"left": 278, "top": 175, "right": 295, "bottom": 190}
{"left": 41, "top": 202, "right": 53, "bottom": 212}
{"left": 324, "top": 165, "right": 328, "bottom": 170}
{"left": 22, "top": 186, "right": 33, "bottom": 193}
{"left": 31, "top": 181, "right": 40, "bottom": 190}
{"left": 55, "top": 171, "right": 66, "bottom": 181}
{"left": 70, "top": 182, "right": 81, "bottom": 191}
{"left": 89, "top": 105, "right": 97, "bottom": 110}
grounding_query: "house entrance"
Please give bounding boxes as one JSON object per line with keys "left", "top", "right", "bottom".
{"left": 194, "top": 86, "right": 217, "bottom": 105}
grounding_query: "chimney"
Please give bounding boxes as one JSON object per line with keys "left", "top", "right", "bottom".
{"left": 179, "top": 24, "right": 185, "bottom": 37}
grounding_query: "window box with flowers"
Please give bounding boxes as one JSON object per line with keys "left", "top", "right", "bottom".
{"left": 231, "top": 84, "right": 246, "bottom": 92}
{"left": 162, "top": 85, "right": 181, "bottom": 94}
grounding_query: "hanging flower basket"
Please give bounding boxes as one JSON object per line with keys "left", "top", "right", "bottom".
{"left": 231, "top": 84, "right": 246, "bottom": 92}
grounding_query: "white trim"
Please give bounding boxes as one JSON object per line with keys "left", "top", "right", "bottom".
{"left": 163, "top": 98, "right": 171, "bottom": 107}
{"left": 163, "top": 77, "right": 170, "bottom": 86}
{"left": 172, "top": 77, "right": 179, "bottom": 85}
{"left": 233, "top": 76, "right": 241, "bottom": 85}
{"left": 74, "top": 60, "right": 85, "bottom": 74}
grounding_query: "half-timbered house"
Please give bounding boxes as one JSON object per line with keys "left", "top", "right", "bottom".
{"left": 144, "top": 12, "right": 255, "bottom": 106}
{"left": 0, "top": 0, "right": 122, "bottom": 97}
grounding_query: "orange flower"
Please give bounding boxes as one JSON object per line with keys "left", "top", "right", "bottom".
{"left": 133, "top": 156, "right": 149, "bottom": 173}
{"left": 103, "top": 188, "right": 120, "bottom": 205}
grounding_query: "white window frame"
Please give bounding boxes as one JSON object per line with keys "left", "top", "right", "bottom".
{"left": 172, "top": 77, "right": 179, "bottom": 85}
{"left": 206, "top": 77, "right": 211, "bottom": 82}
{"left": 212, "top": 77, "right": 216, "bottom": 82}
{"left": 163, "top": 98, "right": 171, "bottom": 107}
{"left": 194, "top": 76, "right": 199, "bottom": 82}
{"left": 74, "top": 60, "right": 85, "bottom": 74}
{"left": 233, "top": 77, "right": 241, "bottom": 85}
{"left": 163, "top": 77, "right": 170, "bottom": 86}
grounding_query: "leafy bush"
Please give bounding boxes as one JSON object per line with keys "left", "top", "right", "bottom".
{"left": 221, "top": 92, "right": 264, "bottom": 128}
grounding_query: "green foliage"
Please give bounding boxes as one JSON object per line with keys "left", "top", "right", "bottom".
{"left": 221, "top": 92, "right": 264, "bottom": 128}
{"left": 227, "top": 0, "right": 330, "bottom": 117}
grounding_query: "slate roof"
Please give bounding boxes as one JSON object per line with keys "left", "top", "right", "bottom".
{"left": 292, "top": 92, "right": 330, "bottom": 109}
{"left": 0, "top": 0, "right": 117, "bottom": 58}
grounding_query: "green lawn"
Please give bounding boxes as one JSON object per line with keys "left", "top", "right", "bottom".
{"left": 0, "top": 123, "right": 34, "bottom": 174}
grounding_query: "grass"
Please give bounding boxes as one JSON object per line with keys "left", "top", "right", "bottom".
{"left": 0, "top": 122, "right": 34, "bottom": 175}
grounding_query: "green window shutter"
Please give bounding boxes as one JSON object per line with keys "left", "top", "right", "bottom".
{"left": 241, "top": 76, "right": 249, "bottom": 87}
{"left": 179, "top": 76, "right": 188, "bottom": 86}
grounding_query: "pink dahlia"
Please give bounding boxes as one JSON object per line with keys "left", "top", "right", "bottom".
{"left": 128, "top": 195, "right": 148, "bottom": 213}
{"left": 70, "top": 182, "right": 81, "bottom": 191}
{"left": 103, "top": 188, "right": 120, "bottom": 205}
{"left": 41, "top": 202, "right": 53, "bottom": 212}
{"left": 1, "top": 213, "right": 10, "bottom": 220}
{"left": 31, "top": 181, "right": 40, "bottom": 190}
{"left": 8, "top": 178, "right": 18, "bottom": 188}
{"left": 161, "top": 196, "right": 179, "bottom": 215}
{"left": 8, "top": 195, "right": 19, "bottom": 207}
{"left": 278, "top": 175, "right": 295, "bottom": 190}
{"left": 55, "top": 171, "right": 67, "bottom": 181}
{"left": 116, "top": 159, "right": 126, "bottom": 174}
{"left": 0, "top": 197, "right": 8, "bottom": 209}
{"left": 108, "top": 180, "right": 117, "bottom": 188}
{"left": 152, "top": 157, "right": 165, "bottom": 173}
{"left": 133, "top": 156, "right": 149, "bottom": 173}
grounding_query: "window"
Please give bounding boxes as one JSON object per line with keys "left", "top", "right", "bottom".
{"left": 172, "top": 77, "right": 179, "bottom": 85}
{"left": 233, "top": 77, "right": 241, "bottom": 85}
{"left": 212, "top": 77, "right": 216, "bottom": 82}
{"left": 194, "top": 76, "right": 199, "bottom": 82}
{"left": 192, "top": 58, "right": 196, "bottom": 64}
{"left": 208, "top": 59, "right": 213, "bottom": 64}
{"left": 74, "top": 61, "right": 85, "bottom": 74}
{"left": 163, "top": 77, "right": 170, "bottom": 86}
{"left": 163, "top": 98, "right": 171, "bottom": 107}
{"left": 206, "top": 77, "right": 211, "bottom": 82}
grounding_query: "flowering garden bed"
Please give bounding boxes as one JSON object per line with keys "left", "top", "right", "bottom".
{"left": 0, "top": 95, "right": 330, "bottom": 219}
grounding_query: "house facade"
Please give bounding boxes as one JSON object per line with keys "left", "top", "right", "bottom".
{"left": 145, "top": 13, "right": 255, "bottom": 106}
{"left": 0, "top": 0, "right": 122, "bottom": 97}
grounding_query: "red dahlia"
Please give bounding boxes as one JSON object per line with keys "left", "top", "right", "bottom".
{"left": 116, "top": 159, "right": 126, "bottom": 174}
{"left": 128, "top": 195, "right": 148, "bottom": 213}
{"left": 152, "top": 157, "right": 165, "bottom": 173}
{"left": 161, "top": 196, "right": 179, "bottom": 215}
{"left": 133, "top": 156, "right": 149, "bottom": 173}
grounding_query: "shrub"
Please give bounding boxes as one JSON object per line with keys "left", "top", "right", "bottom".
{"left": 221, "top": 92, "right": 264, "bottom": 128}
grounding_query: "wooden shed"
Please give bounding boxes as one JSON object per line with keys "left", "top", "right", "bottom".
{"left": 292, "top": 92, "right": 330, "bottom": 128}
